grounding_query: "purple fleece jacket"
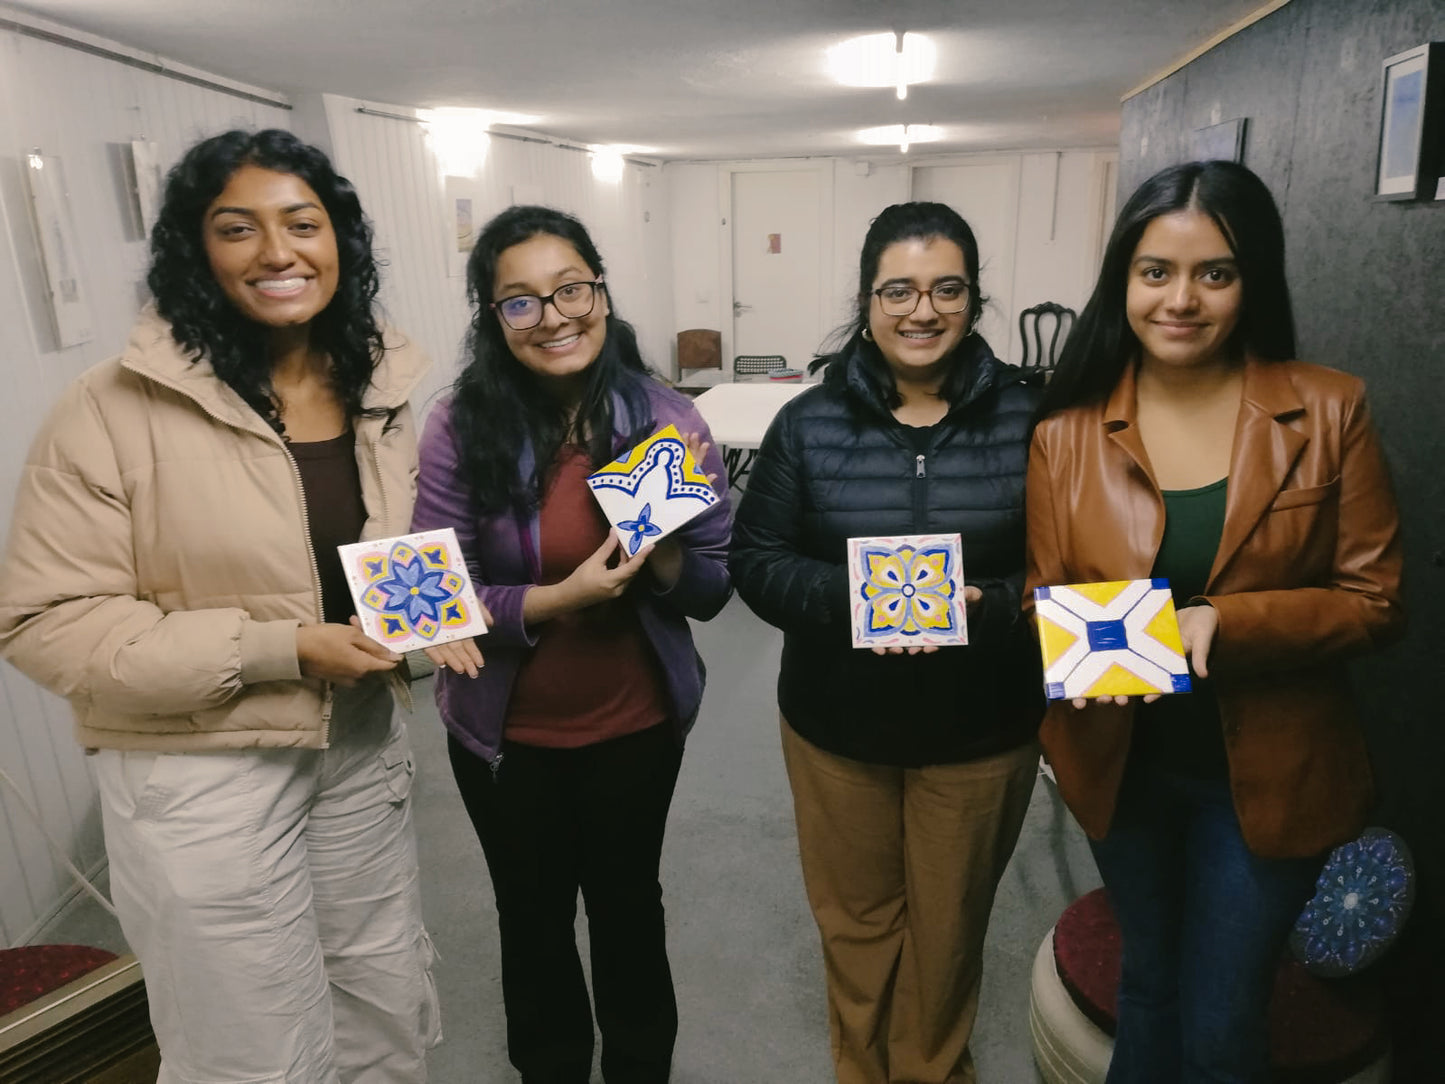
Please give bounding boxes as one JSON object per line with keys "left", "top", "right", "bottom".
{"left": 412, "top": 380, "right": 732, "bottom": 765}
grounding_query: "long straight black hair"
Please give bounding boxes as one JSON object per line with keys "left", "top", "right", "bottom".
{"left": 811, "top": 201, "right": 993, "bottom": 410}
{"left": 1039, "top": 160, "right": 1296, "bottom": 418}
{"left": 450, "top": 205, "right": 653, "bottom": 513}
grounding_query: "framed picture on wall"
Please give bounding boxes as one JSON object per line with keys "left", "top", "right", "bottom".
{"left": 1374, "top": 43, "right": 1443, "bottom": 200}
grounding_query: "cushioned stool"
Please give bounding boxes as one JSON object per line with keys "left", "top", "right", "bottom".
{"left": 1029, "top": 889, "right": 1391, "bottom": 1084}
{"left": 1, "top": 948, "right": 159, "bottom": 1080}
{"left": 0, "top": 945, "right": 117, "bottom": 1017}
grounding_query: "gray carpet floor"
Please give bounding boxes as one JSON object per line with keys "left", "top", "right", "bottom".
{"left": 37, "top": 594, "right": 1102, "bottom": 1083}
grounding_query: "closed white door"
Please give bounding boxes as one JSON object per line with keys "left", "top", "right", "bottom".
{"left": 911, "top": 160, "right": 1021, "bottom": 362}
{"left": 730, "top": 169, "right": 824, "bottom": 372}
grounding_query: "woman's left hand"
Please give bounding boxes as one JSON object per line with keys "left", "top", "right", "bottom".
{"left": 646, "top": 432, "right": 716, "bottom": 590}
{"left": 682, "top": 431, "right": 717, "bottom": 486}
{"left": 1177, "top": 603, "right": 1218, "bottom": 678}
{"left": 1067, "top": 604, "right": 1216, "bottom": 708}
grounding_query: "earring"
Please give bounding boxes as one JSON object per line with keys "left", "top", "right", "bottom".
{"left": 862, "top": 326, "right": 873, "bottom": 342}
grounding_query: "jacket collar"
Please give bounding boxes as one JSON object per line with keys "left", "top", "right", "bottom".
{"left": 830, "top": 334, "right": 1019, "bottom": 423}
{"left": 1102, "top": 355, "right": 1309, "bottom": 588}
{"left": 120, "top": 305, "right": 430, "bottom": 437}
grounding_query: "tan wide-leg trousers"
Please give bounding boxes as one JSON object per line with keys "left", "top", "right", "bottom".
{"left": 781, "top": 719, "right": 1037, "bottom": 1084}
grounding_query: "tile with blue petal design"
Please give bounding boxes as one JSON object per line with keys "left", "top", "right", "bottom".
{"left": 339, "top": 527, "right": 489, "bottom": 653}
{"left": 846, "top": 533, "right": 968, "bottom": 649}
{"left": 1033, "top": 579, "right": 1191, "bottom": 700}
{"left": 586, "top": 424, "right": 721, "bottom": 557}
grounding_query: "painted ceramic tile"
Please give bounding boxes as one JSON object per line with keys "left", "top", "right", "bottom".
{"left": 1033, "top": 578, "right": 1192, "bottom": 701}
{"left": 586, "top": 424, "right": 721, "bottom": 556}
{"left": 339, "top": 528, "right": 488, "bottom": 653}
{"left": 846, "top": 533, "right": 969, "bottom": 649}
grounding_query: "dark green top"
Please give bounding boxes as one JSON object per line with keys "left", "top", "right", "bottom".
{"left": 1131, "top": 476, "right": 1229, "bottom": 777}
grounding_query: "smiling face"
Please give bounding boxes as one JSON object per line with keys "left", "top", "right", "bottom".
{"left": 1126, "top": 209, "right": 1243, "bottom": 372}
{"left": 202, "top": 165, "right": 339, "bottom": 333}
{"left": 492, "top": 232, "right": 609, "bottom": 393}
{"left": 868, "top": 236, "right": 971, "bottom": 387}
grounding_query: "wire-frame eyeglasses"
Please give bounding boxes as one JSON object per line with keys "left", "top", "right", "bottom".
{"left": 872, "top": 281, "right": 971, "bottom": 317}
{"left": 491, "top": 280, "right": 605, "bottom": 330}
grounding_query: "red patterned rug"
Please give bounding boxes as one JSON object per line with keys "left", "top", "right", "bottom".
{"left": 0, "top": 945, "right": 119, "bottom": 1017}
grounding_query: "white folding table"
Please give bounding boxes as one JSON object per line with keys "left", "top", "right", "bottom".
{"left": 691, "top": 381, "right": 811, "bottom": 486}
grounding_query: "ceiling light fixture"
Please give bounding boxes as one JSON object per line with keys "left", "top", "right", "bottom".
{"left": 419, "top": 107, "right": 541, "bottom": 177}
{"left": 857, "top": 124, "right": 944, "bottom": 154}
{"left": 587, "top": 145, "right": 656, "bottom": 182}
{"left": 827, "top": 31, "right": 936, "bottom": 96}
{"left": 590, "top": 149, "right": 625, "bottom": 183}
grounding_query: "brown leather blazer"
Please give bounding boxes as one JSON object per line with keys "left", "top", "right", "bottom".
{"left": 1025, "top": 357, "right": 1404, "bottom": 858}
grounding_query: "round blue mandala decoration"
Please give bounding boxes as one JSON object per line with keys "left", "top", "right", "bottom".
{"left": 1290, "top": 827, "right": 1414, "bottom": 977}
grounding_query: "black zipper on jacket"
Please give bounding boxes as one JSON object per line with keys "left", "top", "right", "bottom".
{"left": 913, "top": 452, "right": 928, "bottom": 531}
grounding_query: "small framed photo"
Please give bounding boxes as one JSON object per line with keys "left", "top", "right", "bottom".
{"left": 1375, "top": 43, "right": 1443, "bottom": 200}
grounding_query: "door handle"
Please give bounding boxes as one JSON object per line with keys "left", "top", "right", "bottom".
{"left": 733, "top": 300, "right": 752, "bottom": 315}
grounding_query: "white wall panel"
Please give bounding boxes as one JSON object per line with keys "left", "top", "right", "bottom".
{"left": 667, "top": 151, "right": 1114, "bottom": 370}
{"left": 0, "top": 24, "right": 290, "bottom": 946}
{"left": 320, "top": 96, "right": 671, "bottom": 406}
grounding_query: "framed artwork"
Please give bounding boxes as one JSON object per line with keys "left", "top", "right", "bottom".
{"left": 587, "top": 424, "right": 721, "bottom": 556}
{"left": 444, "top": 175, "right": 479, "bottom": 277}
{"left": 1193, "top": 117, "right": 1247, "bottom": 163}
{"left": 339, "top": 528, "right": 488, "bottom": 653}
{"left": 24, "top": 152, "right": 93, "bottom": 348}
{"left": 1375, "top": 43, "right": 1443, "bottom": 200}
{"left": 846, "top": 533, "right": 968, "bottom": 649}
{"left": 1034, "top": 579, "right": 1192, "bottom": 701}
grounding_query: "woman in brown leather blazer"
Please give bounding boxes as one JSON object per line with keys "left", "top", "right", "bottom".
{"left": 1025, "top": 160, "right": 1403, "bottom": 1083}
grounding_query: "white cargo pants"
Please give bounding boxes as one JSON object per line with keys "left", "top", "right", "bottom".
{"left": 92, "top": 680, "right": 440, "bottom": 1083}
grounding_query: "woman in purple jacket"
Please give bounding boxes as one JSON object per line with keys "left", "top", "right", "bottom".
{"left": 411, "top": 205, "right": 730, "bottom": 1084}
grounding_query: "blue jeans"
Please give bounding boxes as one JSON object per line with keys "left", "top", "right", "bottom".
{"left": 1089, "top": 764, "right": 1323, "bottom": 1084}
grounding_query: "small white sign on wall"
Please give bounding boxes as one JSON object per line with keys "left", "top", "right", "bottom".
{"left": 25, "top": 152, "right": 93, "bottom": 349}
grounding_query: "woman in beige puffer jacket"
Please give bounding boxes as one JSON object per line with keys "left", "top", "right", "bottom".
{"left": 0, "top": 129, "right": 441, "bottom": 1084}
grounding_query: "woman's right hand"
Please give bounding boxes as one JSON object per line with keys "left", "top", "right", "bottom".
{"left": 559, "top": 534, "right": 653, "bottom": 609}
{"left": 521, "top": 534, "right": 654, "bottom": 626}
{"left": 297, "top": 622, "right": 401, "bottom": 686}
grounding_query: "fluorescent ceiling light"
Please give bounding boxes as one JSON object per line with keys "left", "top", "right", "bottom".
{"left": 827, "top": 32, "right": 936, "bottom": 95}
{"left": 420, "top": 107, "right": 542, "bottom": 176}
{"left": 856, "top": 124, "right": 944, "bottom": 153}
{"left": 590, "top": 149, "right": 625, "bottom": 183}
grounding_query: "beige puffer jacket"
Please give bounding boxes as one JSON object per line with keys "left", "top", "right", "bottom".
{"left": 0, "top": 306, "right": 430, "bottom": 751}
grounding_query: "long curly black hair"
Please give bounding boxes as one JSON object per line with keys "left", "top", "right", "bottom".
{"left": 147, "top": 128, "right": 385, "bottom": 434}
{"left": 451, "top": 205, "right": 654, "bottom": 513}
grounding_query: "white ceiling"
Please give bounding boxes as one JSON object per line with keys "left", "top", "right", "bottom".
{"left": 9, "top": 0, "right": 1267, "bottom": 159}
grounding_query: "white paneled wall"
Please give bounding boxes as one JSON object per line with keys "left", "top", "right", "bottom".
{"left": 0, "top": 23, "right": 290, "bottom": 946}
{"left": 667, "top": 150, "right": 1116, "bottom": 368}
{"left": 316, "top": 96, "right": 673, "bottom": 408}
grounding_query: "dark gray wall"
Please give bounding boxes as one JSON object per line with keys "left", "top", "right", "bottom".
{"left": 1119, "top": 0, "right": 1443, "bottom": 1073}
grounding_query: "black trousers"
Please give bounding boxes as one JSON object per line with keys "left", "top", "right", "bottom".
{"left": 449, "top": 723, "right": 684, "bottom": 1084}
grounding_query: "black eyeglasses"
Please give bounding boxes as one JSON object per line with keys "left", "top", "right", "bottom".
{"left": 872, "top": 281, "right": 970, "bottom": 317}
{"left": 491, "top": 280, "right": 605, "bottom": 330}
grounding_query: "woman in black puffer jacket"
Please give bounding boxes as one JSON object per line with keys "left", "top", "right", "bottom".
{"left": 732, "top": 201, "right": 1043, "bottom": 1084}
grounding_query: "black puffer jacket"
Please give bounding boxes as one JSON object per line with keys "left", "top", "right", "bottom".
{"left": 731, "top": 339, "right": 1043, "bottom": 766}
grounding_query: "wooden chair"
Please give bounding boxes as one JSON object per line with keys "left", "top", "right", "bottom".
{"left": 1018, "top": 303, "right": 1076, "bottom": 371}
{"left": 677, "top": 328, "right": 722, "bottom": 374}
